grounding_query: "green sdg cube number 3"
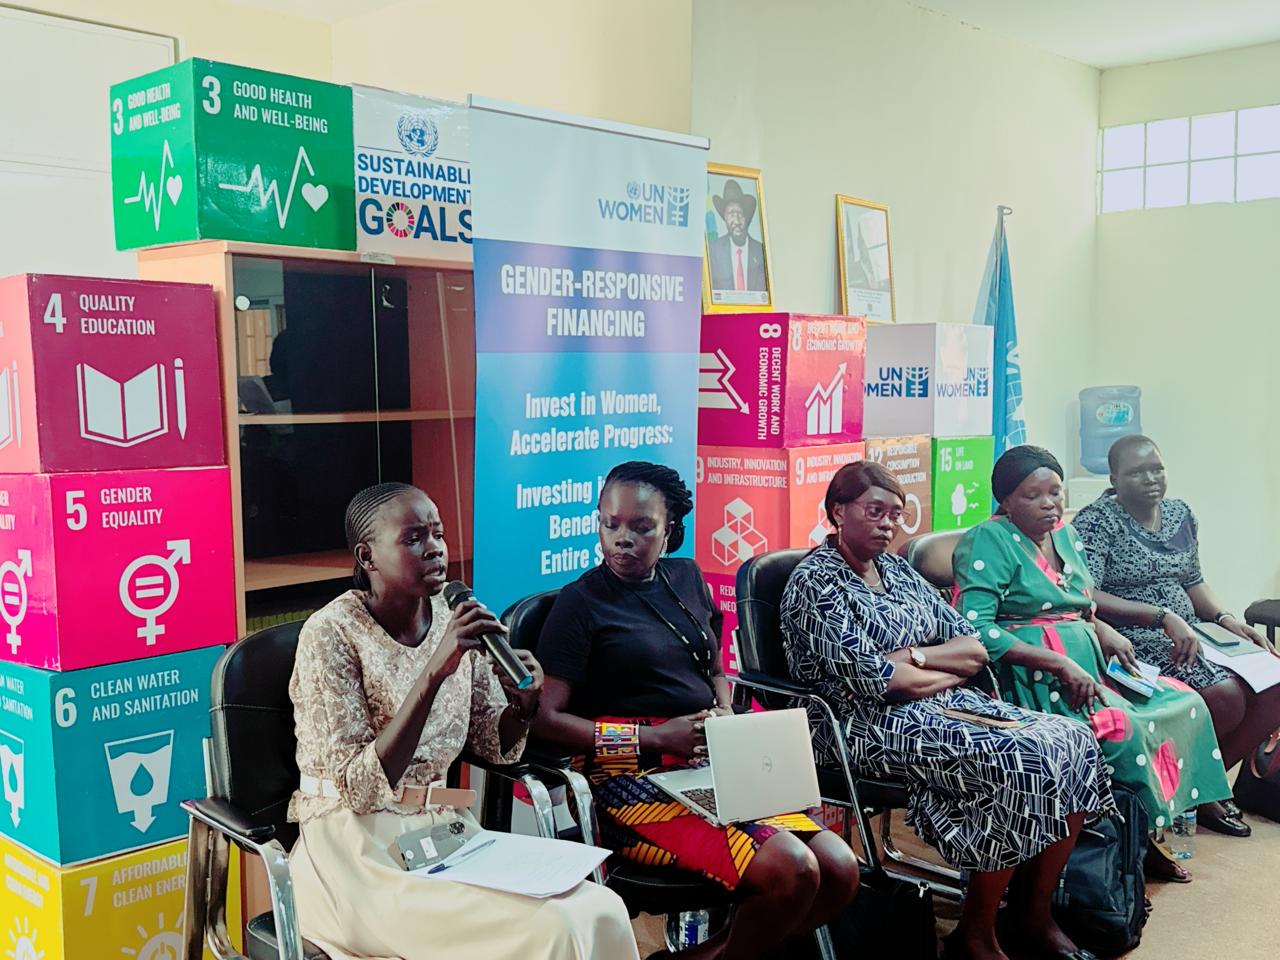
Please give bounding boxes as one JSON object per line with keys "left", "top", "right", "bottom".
{"left": 110, "top": 58, "right": 355, "bottom": 250}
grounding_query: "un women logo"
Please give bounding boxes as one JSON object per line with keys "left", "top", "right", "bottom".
{"left": 397, "top": 112, "right": 440, "bottom": 158}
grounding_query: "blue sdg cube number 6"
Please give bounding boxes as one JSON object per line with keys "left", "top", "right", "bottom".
{"left": 0, "top": 645, "right": 219, "bottom": 865}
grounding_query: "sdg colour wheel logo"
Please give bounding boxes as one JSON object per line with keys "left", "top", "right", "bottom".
{"left": 384, "top": 202, "right": 417, "bottom": 238}
{"left": 397, "top": 112, "right": 440, "bottom": 158}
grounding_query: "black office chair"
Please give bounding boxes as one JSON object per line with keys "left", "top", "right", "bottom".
{"left": 180, "top": 620, "right": 565, "bottom": 960}
{"left": 502, "top": 590, "right": 737, "bottom": 948}
{"left": 1246, "top": 599, "right": 1280, "bottom": 645}
{"left": 733, "top": 549, "right": 963, "bottom": 897}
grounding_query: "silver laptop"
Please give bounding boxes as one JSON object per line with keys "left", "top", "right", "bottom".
{"left": 647, "top": 708, "right": 821, "bottom": 826}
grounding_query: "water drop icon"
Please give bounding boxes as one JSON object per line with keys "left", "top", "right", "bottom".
{"left": 130, "top": 762, "right": 154, "bottom": 798}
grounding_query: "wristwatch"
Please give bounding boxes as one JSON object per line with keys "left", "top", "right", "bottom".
{"left": 1215, "top": 611, "right": 1235, "bottom": 626}
{"left": 908, "top": 647, "right": 927, "bottom": 668}
{"left": 1154, "top": 607, "right": 1173, "bottom": 629}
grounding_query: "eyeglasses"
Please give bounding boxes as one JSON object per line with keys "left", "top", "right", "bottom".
{"left": 851, "top": 503, "right": 905, "bottom": 525}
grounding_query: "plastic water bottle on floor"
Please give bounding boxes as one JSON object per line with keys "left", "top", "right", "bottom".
{"left": 1170, "top": 809, "right": 1197, "bottom": 860}
{"left": 669, "top": 909, "right": 711, "bottom": 948}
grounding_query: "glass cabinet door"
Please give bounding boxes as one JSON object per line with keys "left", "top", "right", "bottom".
{"left": 232, "top": 254, "right": 475, "bottom": 627}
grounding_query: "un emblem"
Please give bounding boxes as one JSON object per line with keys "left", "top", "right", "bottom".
{"left": 626, "top": 181, "right": 642, "bottom": 200}
{"left": 397, "top": 112, "right": 440, "bottom": 158}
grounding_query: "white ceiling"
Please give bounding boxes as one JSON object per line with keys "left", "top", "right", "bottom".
{"left": 911, "top": 0, "right": 1280, "bottom": 68}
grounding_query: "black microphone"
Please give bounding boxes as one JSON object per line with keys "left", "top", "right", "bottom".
{"left": 443, "top": 582, "right": 533, "bottom": 690}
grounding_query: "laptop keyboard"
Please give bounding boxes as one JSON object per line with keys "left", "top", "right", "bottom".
{"left": 681, "top": 787, "right": 718, "bottom": 816}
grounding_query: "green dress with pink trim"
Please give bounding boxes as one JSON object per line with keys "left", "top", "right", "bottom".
{"left": 953, "top": 516, "right": 1231, "bottom": 828}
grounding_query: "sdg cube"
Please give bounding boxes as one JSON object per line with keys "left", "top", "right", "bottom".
{"left": 695, "top": 443, "right": 865, "bottom": 582}
{"left": 698, "top": 313, "right": 865, "bottom": 447}
{"left": 864, "top": 434, "right": 933, "bottom": 536}
{"left": 0, "top": 833, "right": 238, "bottom": 959}
{"left": 0, "top": 274, "right": 223, "bottom": 473}
{"left": 0, "top": 646, "right": 221, "bottom": 865}
{"left": 110, "top": 58, "right": 355, "bottom": 250}
{"left": 863, "top": 323, "right": 993, "bottom": 438}
{"left": 0, "top": 467, "right": 235, "bottom": 671}
{"left": 931, "top": 436, "right": 995, "bottom": 532}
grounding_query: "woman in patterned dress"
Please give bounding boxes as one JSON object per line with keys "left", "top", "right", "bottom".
{"left": 783, "top": 461, "right": 1111, "bottom": 960}
{"left": 287, "top": 482, "right": 639, "bottom": 960}
{"left": 535, "top": 462, "right": 859, "bottom": 960}
{"left": 953, "top": 445, "right": 1232, "bottom": 885}
{"left": 1073, "top": 434, "right": 1280, "bottom": 839}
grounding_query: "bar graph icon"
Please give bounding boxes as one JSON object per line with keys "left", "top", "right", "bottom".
{"left": 804, "top": 363, "right": 846, "bottom": 436}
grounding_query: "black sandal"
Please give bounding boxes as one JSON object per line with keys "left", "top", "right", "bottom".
{"left": 1144, "top": 842, "right": 1192, "bottom": 883}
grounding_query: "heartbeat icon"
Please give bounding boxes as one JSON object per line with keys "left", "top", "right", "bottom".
{"left": 217, "top": 145, "right": 330, "bottom": 228}
{"left": 123, "top": 140, "right": 182, "bottom": 230}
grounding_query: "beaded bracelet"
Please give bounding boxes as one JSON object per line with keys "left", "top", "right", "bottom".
{"left": 593, "top": 720, "right": 640, "bottom": 760}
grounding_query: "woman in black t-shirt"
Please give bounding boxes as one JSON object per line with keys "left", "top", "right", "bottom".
{"left": 535, "top": 462, "right": 859, "bottom": 960}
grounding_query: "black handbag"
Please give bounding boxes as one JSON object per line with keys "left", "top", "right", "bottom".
{"left": 826, "top": 870, "right": 937, "bottom": 959}
{"left": 1051, "top": 785, "right": 1149, "bottom": 958}
{"left": 1234, "top": 729, "right": 1280, "bottom": 820}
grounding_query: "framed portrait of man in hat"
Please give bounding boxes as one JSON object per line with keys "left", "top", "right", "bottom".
{"left": 703, "top": 163, "right": 774, "bottom": 312}
{"left": 836, "top": 195, "right": 895, "bottom": 323}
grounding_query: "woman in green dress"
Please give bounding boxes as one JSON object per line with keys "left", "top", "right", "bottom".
{"left": 953, "top": 446, "right": 1231, "bottom": 883}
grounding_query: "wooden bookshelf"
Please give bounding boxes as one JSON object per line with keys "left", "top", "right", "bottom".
{"left": 137, "top": 240, "right": 476, "bottom": 635}
{"left": 238, "top": 409, "right": 474, "bottom": 426}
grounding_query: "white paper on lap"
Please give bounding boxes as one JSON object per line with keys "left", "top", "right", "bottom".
{"left": 410, "top": 830, "right": 611, "bottom": 898}
{"left": 1201, "top": 644, "right": 1280, "bottom": 692}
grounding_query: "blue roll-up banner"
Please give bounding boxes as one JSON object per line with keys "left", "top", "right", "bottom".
{"left": 469, "top": 98, "right": 709, "bottom": 610}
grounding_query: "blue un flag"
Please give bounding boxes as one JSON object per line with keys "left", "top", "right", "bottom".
{"left": 974, "top": 209, "right": 1027, "bottom": 457}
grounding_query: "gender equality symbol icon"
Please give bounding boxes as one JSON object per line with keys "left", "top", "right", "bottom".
{"left": 118, "top": 540, "right": 190, "bottom": 645}
{"left": 0, "top": 550, "right": 33, "bottom": 655}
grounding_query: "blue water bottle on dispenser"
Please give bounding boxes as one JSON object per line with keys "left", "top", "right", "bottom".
{"left": 1079, "top": 386, "right": 1142, "bottom": 474}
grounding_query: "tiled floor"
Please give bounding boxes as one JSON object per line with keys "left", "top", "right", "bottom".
{"left": 629, "top": 806, "right": 1279, "bottom": 957}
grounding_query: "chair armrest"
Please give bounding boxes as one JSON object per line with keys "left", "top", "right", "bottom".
{"left": 522, "top": 743, "right": 578, "bottom": 769}
{"left": 458, "top": 750, "right": 533, "bottom": 784}
{"left": 733, "top": 670, "right": 816, "bottom": 700}
{"left": 182, "top": 796, "right": 276, "bottom": 848}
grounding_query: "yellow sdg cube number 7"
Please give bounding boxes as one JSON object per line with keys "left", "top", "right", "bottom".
{"left": 0, "top": 834, "right": 239, "bottom": 960}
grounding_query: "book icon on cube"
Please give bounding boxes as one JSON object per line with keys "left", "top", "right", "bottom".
{"left": 76, "top": 360, "right": 187, "bottom": 448}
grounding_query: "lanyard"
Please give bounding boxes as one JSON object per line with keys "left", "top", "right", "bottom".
{"left": 626, "top": 567, "right": 716, "bottom": 684}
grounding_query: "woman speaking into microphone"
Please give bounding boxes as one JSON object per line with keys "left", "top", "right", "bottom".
{"left": 287, "top": 482, "right": 638, "bottom": 960}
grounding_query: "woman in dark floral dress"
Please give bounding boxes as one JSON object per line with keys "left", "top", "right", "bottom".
{"left": 1074, "top": 435, "right": 1280, "bottom": 838}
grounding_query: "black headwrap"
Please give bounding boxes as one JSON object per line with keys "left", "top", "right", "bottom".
{"left": 991, "top": 445, "right": 1064, "bottom": 503}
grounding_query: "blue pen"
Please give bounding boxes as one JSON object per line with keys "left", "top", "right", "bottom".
{"left": 427, "top": 836, "right": 497, "bottom": 874}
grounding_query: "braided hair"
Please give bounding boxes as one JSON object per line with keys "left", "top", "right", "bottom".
{"left": 344, "top": 481, "right": 417, "bottom": 590}
{"left": 601, "top": 461, "right": 693, "bottom": 553}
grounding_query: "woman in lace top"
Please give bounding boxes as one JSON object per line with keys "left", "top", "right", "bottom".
{"left": 287, "top": 482, "right": 638, "bottom": 960}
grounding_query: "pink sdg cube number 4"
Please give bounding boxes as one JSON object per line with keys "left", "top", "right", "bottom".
{"left": 0, "top": 275, "right": 224, "bottom": 473}
{"left": 0, "top": 467, "right": 235, "bottom": 671}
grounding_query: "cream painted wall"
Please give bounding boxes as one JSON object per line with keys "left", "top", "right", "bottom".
{"left": 331, "top": 0, "right": 693, "bottom": 132}
{"left": 691, "top": 0, "right": 1100, "bottom": 462}
{"left": 14, "top": 0, "right": 333, "bottom": 78}
{"left": 1096, "top": 44, "right": 1280, "bottom": 610}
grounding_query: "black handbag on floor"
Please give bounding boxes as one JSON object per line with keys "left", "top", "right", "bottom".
{"left": 827, "top": 870, "right": 937, "bottom": 959}
{"left": 1234, "top": 729, "right": 1280, "bottom": 820}
{"left": 1051, "top": 785, "right": 1148, "bottom": 958}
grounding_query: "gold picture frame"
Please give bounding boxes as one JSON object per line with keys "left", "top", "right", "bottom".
{"left": 836, "top": 194, "right": 895, "bottom": 323}
{"left": 702, "top": 162, "right": 775, "bottom": 314}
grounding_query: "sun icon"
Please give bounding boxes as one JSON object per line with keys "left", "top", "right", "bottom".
{"left": 6, "top": 918, "right": 43, "bottom": 960}
{"left": 119, "top": 911, "right": 182, "bottom": 960}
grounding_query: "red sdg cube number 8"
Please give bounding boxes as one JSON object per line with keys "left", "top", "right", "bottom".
{"left": 0, "top": 274, "right": 224, "bottom": 473}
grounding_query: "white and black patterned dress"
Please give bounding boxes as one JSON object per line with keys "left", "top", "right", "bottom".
{"left": 781, "top": 544, "right": 1114, "bottom": 872}
{"left": 1073, "top": 495, "right": 1230, "bottom": 689}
